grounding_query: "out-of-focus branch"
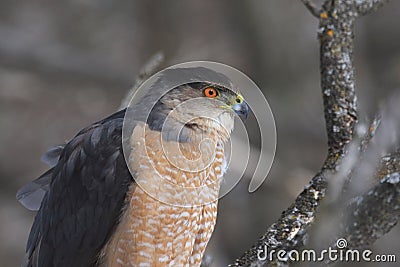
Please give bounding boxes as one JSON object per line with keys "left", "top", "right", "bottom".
{"left": 343, "top": 169, "right": 400, "bottom": 250}
{"left": 353, "top": 0, "right": 392, "bottom": 16}
{"left": 347, "top": 150, "right": 400, "bottom": 247}
{"left": 316, "top": 149, "right": 400, "bottom": 265}
{"left": 229, "top": 1, "right": 392, "bottom": 266}
{"left": 120, "top": 52, "right": 164, "bottom": 109}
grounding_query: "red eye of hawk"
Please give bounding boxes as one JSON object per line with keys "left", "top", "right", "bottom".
{"left": 203, "top": 87, "right": 218, "bottom": 98}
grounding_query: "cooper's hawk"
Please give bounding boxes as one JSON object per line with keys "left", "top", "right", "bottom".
{"left": 17, "top": 67, "right": 249, "bottom": 267}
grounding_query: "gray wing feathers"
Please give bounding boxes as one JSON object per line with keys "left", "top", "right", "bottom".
{"left": 16, "top": 144, "right": 65, "bottom": 211}
{"left": 16, "top": 170, "right": 52, "bottom": 211}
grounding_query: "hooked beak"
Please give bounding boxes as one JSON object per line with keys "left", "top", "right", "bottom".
{"left": 232, "top": 101, "right": 249, "bottom": 121}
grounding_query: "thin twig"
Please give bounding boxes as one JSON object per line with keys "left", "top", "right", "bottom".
{"left": 119, "top": 52, "right": 164, "bottom": 109}
{"left": 301, "top": 0, "right": 321, "bottom": 18}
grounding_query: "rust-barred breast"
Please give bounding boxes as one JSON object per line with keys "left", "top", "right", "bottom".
{"left": 103, "top": 122, "right": 225, "bottom": 267}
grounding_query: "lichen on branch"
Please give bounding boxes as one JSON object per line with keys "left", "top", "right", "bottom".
{"left": 229, "top": 1, "right": 393, "bottom": 266}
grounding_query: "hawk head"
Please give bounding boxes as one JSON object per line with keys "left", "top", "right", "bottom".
{"left": 135, "top": 67, "right": 249, "bottom": 143}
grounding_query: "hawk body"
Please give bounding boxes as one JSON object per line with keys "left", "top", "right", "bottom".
{"left": 103, "top": 123, "right": 226, "bottom": 266}
{"left": 18, "top": 67, "right": 249, "bottom": 267}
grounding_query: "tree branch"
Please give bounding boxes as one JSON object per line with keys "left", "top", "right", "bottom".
{"left": 343, "top": 170, "right": 400, "bottom": 250}
{"left": 349, "top": 150, "right": 400, "bottom": 245}
{"left": 300, "top": 0, "right": 321, "bottom": 18}
{"left": 354, "top": 0, "right": 391, "bottom": 16}
{"left": 315, "top": 149, "right": 400, "bottom": 265}
{"left": 229, "top": 1, "right": 393, "bottom": 266}
{"left": 319, "top": 0, "right": 358, "bottom": 167}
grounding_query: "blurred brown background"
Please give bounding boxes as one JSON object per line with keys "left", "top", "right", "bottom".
{"left": 1, "top": 1, "right": 399, "bottom": 266}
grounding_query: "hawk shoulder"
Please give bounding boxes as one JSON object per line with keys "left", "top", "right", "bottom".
{"left": 23, "top": 109, "right": 133, "bottom": 267}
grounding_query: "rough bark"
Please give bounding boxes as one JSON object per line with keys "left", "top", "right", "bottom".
{"left": 229, "top": 1, "right": 396, "bottom": 266}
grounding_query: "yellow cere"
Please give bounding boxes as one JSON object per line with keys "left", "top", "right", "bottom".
{"left": 234, "top": 94, "right": 244, "bottom": 104}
